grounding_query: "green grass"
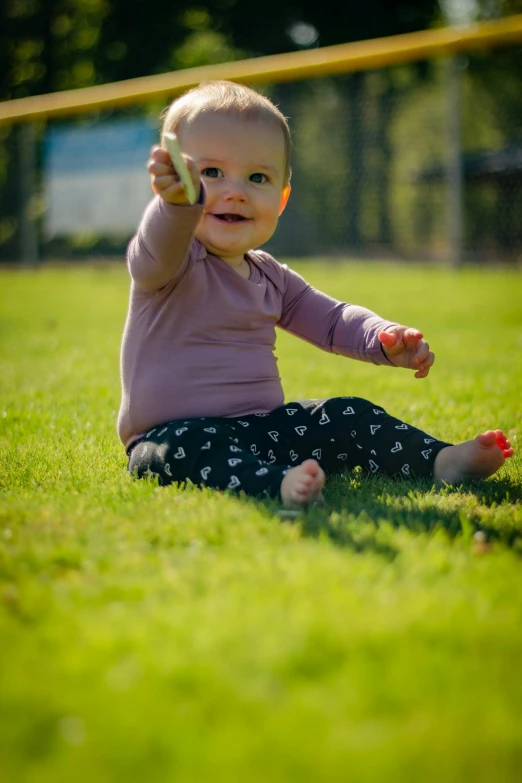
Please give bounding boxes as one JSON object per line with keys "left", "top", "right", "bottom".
{"left": 1, "top": 261, "right": 521, "bottom": 783}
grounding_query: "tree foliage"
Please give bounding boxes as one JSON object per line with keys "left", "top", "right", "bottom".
{"left": 1, "top": 1, "right": 520, "bottom": 262}
{"left": 1, "top": 0, "right": 443, "bottom": 102}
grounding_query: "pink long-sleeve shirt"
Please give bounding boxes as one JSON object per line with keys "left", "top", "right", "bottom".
{"left": 117, "top": 196, "right": 396, "bottom": 449}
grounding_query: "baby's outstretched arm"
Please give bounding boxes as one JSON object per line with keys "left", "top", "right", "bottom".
{"left": 148, "top": 145, "right": 201, "bottom": 206}
{"left": 379, "top": 326, "right": 434, "bottom": 379}
{"left": 128, "top": 146, "right": 204, "bottom": 292}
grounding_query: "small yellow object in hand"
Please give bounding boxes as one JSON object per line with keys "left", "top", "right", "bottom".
{"left": 161, "top": 131, "right": 197, "bottom": 205}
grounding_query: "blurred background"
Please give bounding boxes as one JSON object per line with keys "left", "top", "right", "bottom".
{"left": 0, "top": 0, "right": 521, "bottom": 266}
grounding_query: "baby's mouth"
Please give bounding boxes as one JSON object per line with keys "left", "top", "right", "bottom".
{"left": 213, "top": 213, "right": 247, "bottom": 223}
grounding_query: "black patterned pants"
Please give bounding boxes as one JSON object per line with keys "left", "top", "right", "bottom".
{"left": 127, "top": 397, "right": 452, "bottom": 499}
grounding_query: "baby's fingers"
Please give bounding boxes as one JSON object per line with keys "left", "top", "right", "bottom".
{"left": 151, "top": 175, "right": 187, "bottom": 200}
{"left": 402, "top": 328, "right": 424, "bottom": 347}
{"left": 148, "top": 159, "right": 173, "bottom": 179}
{"left": 414, "top": 350, "right": 435, "bottom": 379}
{"left": 148, "top": 145, "right": 172, "bottom": 166}
{"left": 412, "top": 337, "right": 430, "bottom": 363}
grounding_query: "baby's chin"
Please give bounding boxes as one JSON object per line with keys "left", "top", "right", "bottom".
{"left": 195, "top": 229, "right": 245, "bottom": 254}
{"left": 195, "top": 224, "right": 278, "bottom": 259}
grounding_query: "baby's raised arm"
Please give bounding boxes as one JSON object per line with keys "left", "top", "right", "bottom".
{"left": 127, "top": 195, "right": 202, "bottom": 292}
{"left": 125, "top": 136, "right": 205, "bottom": 292}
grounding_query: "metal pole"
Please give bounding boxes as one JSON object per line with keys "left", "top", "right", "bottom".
{"left": 18, "top": 122, "right": 40, "bottom": 265}
{"left": 446, "top": 55, "right": 464, "bottom": 267}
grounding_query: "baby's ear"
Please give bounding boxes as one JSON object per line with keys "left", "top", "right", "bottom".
{"left": 279, "top": 184, "right": 291, "bottom": 215}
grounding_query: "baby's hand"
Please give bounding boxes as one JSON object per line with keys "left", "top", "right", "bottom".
{"left": 378, "top": 326, "right": 434, "bottom": 379}
{"left": 147, "top": 146, "right": 201, "bottom": 205}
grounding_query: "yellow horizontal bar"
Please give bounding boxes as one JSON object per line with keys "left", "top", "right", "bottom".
{"left": 1, "top": 14, "right": 522, "bottom": 124}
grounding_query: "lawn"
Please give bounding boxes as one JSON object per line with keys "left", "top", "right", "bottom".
{"left": 0, "top": 260, "right": 521, "bottom": 782}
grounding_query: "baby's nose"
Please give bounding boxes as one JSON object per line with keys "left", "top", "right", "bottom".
{"left": 224, "top": 180, "right": 247, "bottom": 200}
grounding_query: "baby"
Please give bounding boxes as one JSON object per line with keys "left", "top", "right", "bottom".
{"left": 118, "top": 80, "right": 513, "bottom": 505}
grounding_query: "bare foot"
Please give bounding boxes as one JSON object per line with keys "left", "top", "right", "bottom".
{"left": 280, "top": 459, "right": 325, "bottom": 506}
{"left": 433, "top": 429, "right": 514, "bottom": 485}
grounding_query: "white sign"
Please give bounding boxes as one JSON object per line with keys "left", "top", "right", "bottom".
{"left": 44, "top": 119, "right": 157, "bottom": 237}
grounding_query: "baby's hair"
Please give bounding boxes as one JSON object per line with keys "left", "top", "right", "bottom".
{"left": 161, "top": 80, "right": 292, "bottom": 185}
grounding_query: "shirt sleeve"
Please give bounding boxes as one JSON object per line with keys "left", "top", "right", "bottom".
{"left": 277, "top": 264, "right": 397, "bottom": 365}
{"left": 127, "top": 192, "right": 205, "bottom": 292}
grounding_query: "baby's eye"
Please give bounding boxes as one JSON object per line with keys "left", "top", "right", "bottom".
{"left": 250, "top": 172, "right": 268, "bottom": 184}
{"left": 202, "top": 167, "right": 223, "bottom": 178}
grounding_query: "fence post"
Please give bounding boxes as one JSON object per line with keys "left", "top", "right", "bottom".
{"left": 446, "top": 55, "right": 464, "bottom": 268}
{"left": 18, "top": 122, "right": 40, "bottom": 265}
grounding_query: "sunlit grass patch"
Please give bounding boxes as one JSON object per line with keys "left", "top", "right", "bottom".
{"left": 0, "top": 262, "right": 521, "bottom": 782}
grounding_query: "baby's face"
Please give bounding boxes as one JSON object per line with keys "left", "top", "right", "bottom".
{"left": 177, "top": 112, "right": 289, "bottom": 265}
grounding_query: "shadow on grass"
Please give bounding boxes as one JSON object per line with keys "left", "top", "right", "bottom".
{"left": 255, "top": 468, "right": 522, "bottom": 558}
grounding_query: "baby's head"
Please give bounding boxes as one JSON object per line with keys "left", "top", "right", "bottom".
{"left": 161, "top": 81, "right": 292, "bottom": 264}
{"left": 161, "top": 80, "right": 292, "bottom": 186}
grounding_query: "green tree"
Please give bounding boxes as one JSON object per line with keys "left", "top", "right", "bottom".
{"left": 1, "top": 1, "right": 444, "bottom": 103}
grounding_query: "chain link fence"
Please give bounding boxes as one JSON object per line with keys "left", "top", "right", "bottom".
{"left": 1, "top": 45, "right": 521, "bottom": 264}
{"left": 266, "top": 51, "right": 522, "bottom": 263}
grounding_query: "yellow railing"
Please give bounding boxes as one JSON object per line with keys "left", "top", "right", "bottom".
{"left": 1, "top": 15, "right": 522, "bottom": 124}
